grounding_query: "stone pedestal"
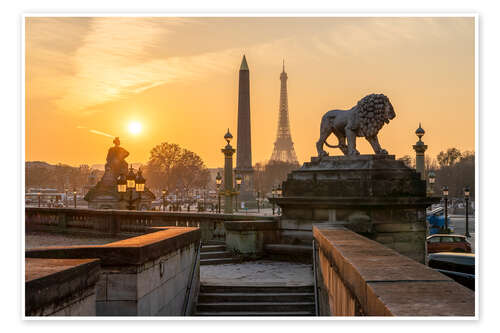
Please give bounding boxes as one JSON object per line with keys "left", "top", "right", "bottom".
{"left": 275, "top": 155, "right": 437, "bottom": 263}
{"left": 224, "top": 220, "right": 278, "bottom": 258}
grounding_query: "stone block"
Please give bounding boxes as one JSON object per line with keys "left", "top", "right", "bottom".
{"left": 96, "top": 300, "right": 137, "bottom": 316}
{"left": 313, "top": 208, "right": 329, "bottom": 220}
{"left": 95, "top": 274, "right": 107, "bottom": 301}
{"left": 106, "top": 273, "right": 137, "bottom": 301}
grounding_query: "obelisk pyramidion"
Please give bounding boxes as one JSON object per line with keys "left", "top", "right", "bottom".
{"left": 235, "top": 55, "right": 254, "bottom": 202}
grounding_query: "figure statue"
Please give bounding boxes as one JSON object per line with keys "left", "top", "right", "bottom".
{"left": 316, "top": 93, "right": 395, "bottom": 157}
{"left": 105, "top": 137, "right": 129, "bottom": 178}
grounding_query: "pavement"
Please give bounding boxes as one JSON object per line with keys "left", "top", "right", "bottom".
{"left": 200, "top": 260, "right": 314, "bottom": 286}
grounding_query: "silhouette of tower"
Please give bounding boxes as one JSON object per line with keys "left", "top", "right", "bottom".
{"left": 270, "top": 61, "right": 298, "bottom": 164}
{"left": 235, "top": 55, "right": 254, "bottom": 202}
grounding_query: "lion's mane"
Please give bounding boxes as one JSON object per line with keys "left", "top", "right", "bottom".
{"left": 357, "top": 94, "right": 394, "bottom": 137}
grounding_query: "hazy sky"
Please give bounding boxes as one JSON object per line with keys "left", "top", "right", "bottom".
{"left": 25, "top": 16, "right": 475, "bottom": 168}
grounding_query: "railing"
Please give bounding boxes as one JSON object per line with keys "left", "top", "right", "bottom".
{"left": 183, "top": 241, "right": 201, "bottom": 316}
{"left": 25, "top": 207, "right": 275, "bottom": 241}
{"left": 312, "top": 239, "right": 320, "bottom": 316}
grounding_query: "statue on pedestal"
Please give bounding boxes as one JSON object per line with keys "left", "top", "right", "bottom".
{"left": 316, "top": 94, "right": 395, "bottom": 157}
{"left": 106, "top": 137, "right": 129, "bottom": 179}
{"left": 85, "top": 137, "right": 154, "bottom": 210}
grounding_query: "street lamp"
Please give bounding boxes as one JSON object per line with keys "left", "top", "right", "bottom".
{"left": 221, "top": 129, "right": 236, "bottom": 214}
{"left": 442, "top": 185, "right": 449, "bottom": 232}
{"left": 428, "top": 171, "right": 435, "bottom": 195}
{"left": 162, "top": 189, "right": 167, "bottom": 211}
{"left": 73, "top": 189, "right": 77, "bottom": 208}
{"left": 256, "top": 190, "right": 261, "bottom": 213}
{"left": 464, "top": 185, "right": 471, "bottom": 238}
{"left": 276, "top": 184, "right": 282, "bottom": 215}
{"left": 235, "top": 174, "right": 242, "bottom": 212}
{"left": 216, "top": 172, "right": 222, "bottom": 213}
{"left": 117, "top": 166, "right": 146, "bottom": 210}
{"left": 271, "top": 186, "right": 276, "bottom": 215}
{"left": 135, "top": 169, "right": 145, "bottom": 210}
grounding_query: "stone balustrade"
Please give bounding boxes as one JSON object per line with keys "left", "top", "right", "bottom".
{"left": 25, "top": 207, "right": 274, "bottom": 241}
{"left": 313, "top": 225, "right": 475, "bottom": 316}
{"left": 26, "top": 227, "right": 201, "bottom": 316}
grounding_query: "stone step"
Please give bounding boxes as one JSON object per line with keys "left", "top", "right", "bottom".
{"left": 200, "top": 251, "right": 234, "bottom": 260}
{"left": 200, "top": 257, "right": 242, "bottom": 265}
{"left": 200, "top": 285, "right": 314, "bottom": 293}
{"left": 194, "top": 311, "right": 314, "bottom": 316}
{"left": 264, "top": 244, "right": 312, "bottom": 255}
{"left": 202, "top": 240, "right": 226, "bottom": 245}
{"left": 200, "top": 245, "right": 226, "bottom": 253}
{"left": 198, "top": 292, "right": 314, "bottom": 303}
{"left": 196, "top": 302, "right": 314, "bottom": 313}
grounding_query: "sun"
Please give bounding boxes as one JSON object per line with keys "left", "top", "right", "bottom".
{"left": 128, "top": 122, "right": 142, "bottom": 135}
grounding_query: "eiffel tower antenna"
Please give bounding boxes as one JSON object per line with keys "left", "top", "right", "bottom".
{"left": 270, "top": 61, "right": 298, "bottom": 164}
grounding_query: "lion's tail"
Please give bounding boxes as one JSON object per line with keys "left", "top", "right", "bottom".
{"left": 324, "top": 141, "right": 340, "bottom": 148}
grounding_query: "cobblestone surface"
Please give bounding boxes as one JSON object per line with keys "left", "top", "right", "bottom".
{"left": 25, "top": 231, "right": 125, "bottom": 249}
{"left": 200, "top": 260, "right": 314, "bottom": 286}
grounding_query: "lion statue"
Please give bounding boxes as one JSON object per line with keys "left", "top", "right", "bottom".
{"left": 316, "top": 93, "right": 395, "bottom": 157}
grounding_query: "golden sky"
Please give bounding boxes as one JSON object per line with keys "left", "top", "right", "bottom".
{"left": 25, "top": 17, "right": 475, "bottom": 168}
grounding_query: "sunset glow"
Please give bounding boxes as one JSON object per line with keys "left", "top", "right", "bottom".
{"left": 25, "top": 17, "right": 475, "bottom": 167}
{"left": 128, "top": 122, "right": 142, "bottom": 135}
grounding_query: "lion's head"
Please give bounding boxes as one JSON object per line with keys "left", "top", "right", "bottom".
{"left": 357, "top": 94, "right": 395, "bottom": 137}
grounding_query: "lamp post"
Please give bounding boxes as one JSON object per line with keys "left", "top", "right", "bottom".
{"left": 276, "top": 184, "right": 282, "bottom": 215}
{"left": 428, "top": 171, "right": 435, "bottom": 196}
{"left": 271, "top": 186, "right": 276, "bottom": 215}
{"left": 117, "top": 166, "right": 145, "bottom": 210}
{"left": 162, "top": 189, "right": 167, "bottom": 211}
{"left": 442, "top": 185, "right": 449, "bottom": 232}
{"left": 257, "top": 191, "right": 260, "bottom": 214}
{"left": 216, "top": 172, "right": 222, "bottom": 213}
{"left": 464, "top": 185, "right": 471, "bottom": 238}
{"left": 221, "top": 129, "right": 236, "bottom": 214}
{"left": 73, "top": 189, "right": 77, "bottom": 208}
{"left": 235, "top": 174, "right": 242, "bottom": 212}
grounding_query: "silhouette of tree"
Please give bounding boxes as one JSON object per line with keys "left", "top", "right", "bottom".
{"left": 430, "top": 148, "right": 474, "bottom": 198}
{"left": 143, "top": 142, "right": 209, "bottom": 192}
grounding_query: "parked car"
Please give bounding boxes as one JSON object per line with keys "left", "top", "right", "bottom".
{"left": 427, "top": 234, "right": 472, "bottom": 254}
{"left": 428, "top": 252, "right": 475, "bottom": 290}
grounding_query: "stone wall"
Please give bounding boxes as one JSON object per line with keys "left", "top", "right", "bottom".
{"left": 313, "top": 225, "right": 475, "bottom": 316}
{"left": 96, "top": 242, "right": 197, "bottom": 316}
{"left": 25, "top": 207, "right": 274, "bottom": 241}
{"left": 25, "top": 258, "right": 100, "bottom": 316}
{"left": 275, "top": 155, "right": 438, "bottom": 263}
{"left": 26, "top": 227, "right": 201, "bottom": 316}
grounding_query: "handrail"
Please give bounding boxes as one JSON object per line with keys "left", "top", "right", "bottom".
{"left": 312, "top": 239, "right": 320, "bottom": 316}
{"left": 182, "top": 240, "right": 201, "bottom": 316}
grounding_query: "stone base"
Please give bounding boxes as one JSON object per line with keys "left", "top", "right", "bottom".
{"left": 274, "top": 155, "right": 437, "bottom": 263}
{"left": 224, "top": 221, "right": 278, "bottom": 258}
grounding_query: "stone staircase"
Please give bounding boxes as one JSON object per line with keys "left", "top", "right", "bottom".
{"left": 195, "top": 285, "right": 315, "bottom": 316}
{"left": 200, "top": 240, "right": 242, "bottom": 265}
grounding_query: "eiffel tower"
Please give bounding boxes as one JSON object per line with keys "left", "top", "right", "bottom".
{"left": 270, "top": 61, "right": 298, "bottom": 164}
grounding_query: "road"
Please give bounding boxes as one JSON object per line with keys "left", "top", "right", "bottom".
{"left": 448, "top": 215, "right": 476, "bottom": 253}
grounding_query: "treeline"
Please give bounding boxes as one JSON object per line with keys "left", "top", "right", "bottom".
{"left": 398, "top": 147, "right": 475, "bottom": 198}
{"left": 25, "top": 162, "right": 101, "bottom": 191}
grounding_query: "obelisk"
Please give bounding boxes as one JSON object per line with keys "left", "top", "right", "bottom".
{"left": 235, "top": 55, "right": 254, "bottom": 203}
